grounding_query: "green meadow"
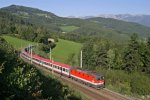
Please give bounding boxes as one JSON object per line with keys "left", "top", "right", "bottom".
{"left": 2, "top": 35, "right": 82, "bottom": 66}
{"left": 2, "top": 35, "right": 36, "bottom": 49}
{"left": 60, "top": 25, "right": 79, "bottom": 32}
{"left": 52, "top": 39, "right": 82, "bottom": 66}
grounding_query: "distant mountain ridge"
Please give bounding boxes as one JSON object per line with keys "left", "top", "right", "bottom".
{"left": 98, "top": 14, "right": 150, "bottom": 27}
{"left": 79, "top": 14, "right": 150, "bottom": 27}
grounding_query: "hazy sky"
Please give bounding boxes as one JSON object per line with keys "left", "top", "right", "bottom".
{"left": 0, "top": 0, "right": 149, "bottom": 17}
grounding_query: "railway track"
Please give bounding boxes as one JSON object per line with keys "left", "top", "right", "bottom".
{"left": 58, "top": 75, "right": 134, "bottom": 100}
{"left": 22, "top": 57, "right": 137, "bottom": 100}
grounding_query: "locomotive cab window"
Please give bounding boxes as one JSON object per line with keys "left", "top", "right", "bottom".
{"left": 96, "top": 77, "right": 101, "bottom": 80}
{"left": 96, "top": 76, "right": 104, "bottom": 80}
{"left": 101, "top": 76, "right": 104, "bottom": 80}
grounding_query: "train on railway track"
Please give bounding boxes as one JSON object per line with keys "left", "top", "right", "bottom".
{"left": 20, "top": 46, "right": 105, "bottom": 89}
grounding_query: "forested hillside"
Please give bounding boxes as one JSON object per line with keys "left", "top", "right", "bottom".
{"left": 0, "top": 9, "right": 57, "bottom": 51}
{"left": 81, "top": 34, "right": 150, "bottom": 97}
{"left": 0, "top": 10, "right": 50, "bottom": 42}
{"left": 1, "top": 5, "right": 150, "bottom": 43}
{"left": 87, "top": 17, "right": 150, "bottom": 37}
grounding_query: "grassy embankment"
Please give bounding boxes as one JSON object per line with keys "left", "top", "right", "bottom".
{"left": 2, "top": 35, "right": 82, "bottom": 66}
{"left": 2, "top": 35, "right": 36, "bottom": 49}
{"left": 52, "top": 39, "right": 82, "bottom": 66}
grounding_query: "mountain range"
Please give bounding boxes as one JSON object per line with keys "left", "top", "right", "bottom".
{"left": 79, "top": 14, "right": 150, "bottom": 27}
{"left": 1, "top": 5, "right": 150, "bottom": 43}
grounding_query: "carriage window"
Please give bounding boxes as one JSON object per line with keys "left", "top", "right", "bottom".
{"left": 66, "top": 69, "right": 68, "bottom": 72}
{"left": 60, "top": 67, "right": 62, "bottom": 70}
{"left": 63, "top": 68, "right": 65, "bottom": 71}
{"left": 57, "top": 66, "right": 59, "bottom": 69}
{"left": 45, "top": 62, "right": 48, "bottom": 65}
{"left": 50, "top": 64, "right": 52, "bottom": 67}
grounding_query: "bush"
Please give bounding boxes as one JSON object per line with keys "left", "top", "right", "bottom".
{"left": 104, "top": 70, "right": 130, "bottom": 85}
{"left": 104, "top": 70, "right": 131, "bottom": 94}
{"left": 130, "top": 73, "right": 150, "bottom": 95}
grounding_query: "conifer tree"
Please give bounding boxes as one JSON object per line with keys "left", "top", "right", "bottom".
{"left": 144, "top": 37, "right": 150, "bottom": 74}
{"left": 82, "top": 40, "right": 94, "bottom": 68}
{"left": 122, "top": 34, "right": 143, "bottom": 73}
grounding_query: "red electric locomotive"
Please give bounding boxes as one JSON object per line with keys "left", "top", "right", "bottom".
{"left": 70, "top": 67, "right": 105, "bottom": 89}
